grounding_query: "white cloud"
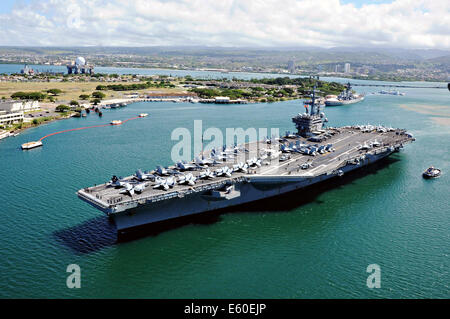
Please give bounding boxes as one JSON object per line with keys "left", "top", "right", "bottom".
{"left": 0, "top": 0, "right": 449, "bottom": 49}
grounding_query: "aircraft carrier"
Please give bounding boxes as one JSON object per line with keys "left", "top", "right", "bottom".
{"left": 77, "top": 88, "right": 414, "bottom": 232}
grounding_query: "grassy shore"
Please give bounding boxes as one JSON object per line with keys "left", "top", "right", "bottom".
{"left": 0, "top": 81, "right": 185, "bottom": 103}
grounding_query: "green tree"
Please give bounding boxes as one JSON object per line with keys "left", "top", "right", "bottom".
{"left": 69, "top": 100, "right": 79, "bottom": 106}
{"left": 55, "top": 104, "right": 70, "bottom": 112}
{"left": 11, "top": 91, "right": 47, "bottom": 101}
{"left": 46, "top": 89, "right": 63, "bottom": 96}
{"left": 92, "top": 91, "right": 106, "bottom": 99}
{"left": 79, "top": 94, "right": 90, "bottom": 100}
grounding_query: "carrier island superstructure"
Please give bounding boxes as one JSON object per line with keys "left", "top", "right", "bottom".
{"left": 77, "top": 90, "right": 414, "bottom": 232}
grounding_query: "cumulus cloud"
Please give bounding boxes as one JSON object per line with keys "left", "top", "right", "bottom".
{"left": 0, "top": 0, "right": 449, "bottom": 49}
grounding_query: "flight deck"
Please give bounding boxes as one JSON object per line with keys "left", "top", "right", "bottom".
{"left": 78, "top": 126, "right": 414, "bottom": 216}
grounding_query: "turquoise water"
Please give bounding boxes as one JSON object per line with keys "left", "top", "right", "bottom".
{"left": 0, "top": 73, "right": 449, "bottom": 298}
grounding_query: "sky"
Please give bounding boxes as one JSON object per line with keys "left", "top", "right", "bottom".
{"left": 0, "top": 0, "right": 449, "bottom": 49}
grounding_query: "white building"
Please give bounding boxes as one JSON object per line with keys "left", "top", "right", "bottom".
{"left": 0, "top": 110, "right": 24, "bottom": 126}
{"left": 214, "top": 96, "right": 230, "bottom": 103}
{"left": 0, "top": 100, "right": 40, "bottom": 113}
{"left": 344, "top": 63, "right": 351, "bottom": 73}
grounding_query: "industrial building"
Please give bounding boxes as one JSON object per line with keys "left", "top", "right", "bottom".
{"left": 20, "top": 65, "right": 36, "bottom": 75}
{"left": 67, "top": 57, "right": 94, "bottom": 75}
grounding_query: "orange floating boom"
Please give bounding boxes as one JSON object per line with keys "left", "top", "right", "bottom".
{"left": 39, "top": 117, "right": 141, "bottom": 141}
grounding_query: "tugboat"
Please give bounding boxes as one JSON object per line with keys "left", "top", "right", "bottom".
{"left": 110, "top": 120, "right": 122, "bottom": 125}
{"left": 422, "top": 166, "right": 441, "bottom": 179}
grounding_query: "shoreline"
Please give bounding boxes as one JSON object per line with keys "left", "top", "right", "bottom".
{"left": 1, "top": 95, "right": 308, "bottom": 142}
{"left": 1, "top": 63, "right": 448, "bottom": 84}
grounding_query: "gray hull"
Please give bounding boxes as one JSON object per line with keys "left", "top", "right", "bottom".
{"left": 325, "top": 96, "right": 364, "bottom": 106}
{"left": 112, "top": 150, "right": 392, "bottom": 231}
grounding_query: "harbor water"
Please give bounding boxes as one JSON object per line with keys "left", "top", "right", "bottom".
{"left": 0, "top": 67, "right": 448, "bottom": 298}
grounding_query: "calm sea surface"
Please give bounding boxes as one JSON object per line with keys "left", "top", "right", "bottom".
{"left": 0, "top": 64, "right": 448, "bottom": 298}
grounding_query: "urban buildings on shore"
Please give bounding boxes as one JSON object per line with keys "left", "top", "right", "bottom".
{"left": 344, "top": 63, "right": 351, "bottom": 73}
{"left": 0, "top": 100, "right": 40, "bottom": 127}
{"left": 287, "top": 60, "right": 295, "bottom": 74}
{"left": 0, "top": 110, "right": 24, "bottom": 126}
{"left": 20, "top": 64, "right": 35, "bottom": 76}
{"left": 66, "top": 57, "right": 94, "bottom": 75}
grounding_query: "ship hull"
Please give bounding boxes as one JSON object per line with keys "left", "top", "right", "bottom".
{"left": 325, "top": 97, "right": 364, "bottom": 106}
{"left": 111, "top": 149, "right": 393, "bottom": 232}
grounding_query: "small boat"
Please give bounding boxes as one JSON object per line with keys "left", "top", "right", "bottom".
{"left": 110, "top": 120, "right": 122, "bottom": 125}
{"left": 21, "top": 141, "right": 43, "bottom": 150}
{"left": 379, "top": 90, "right": 406, "bottom": 96}
{"left": 422, "top": 166, "right": 441, "bottom": 179}
{"left": 98, "top": 112, "right": 103, "bottom": 117}
{"left": 82, "top": 113, "right": 87, "bottom": 117}
{"left": 139, "top": 113, "right": 148, "bottom": 118}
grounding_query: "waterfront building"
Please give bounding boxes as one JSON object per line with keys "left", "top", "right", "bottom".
{"left": 344, "top": 63, "right": 351, "bottom": 73}
{"left": 144, "top": 92, "right": 197, "bottom": 99}
{"left": 0, "top": 110, "right": 24, "bottom": 126}
{"left": 214, "top": 96, "right": 231, "bottom": 103}
{"left": 0, "top": 100, "right": 40, "bottom": 113}
{"left": 124, "top": 93, "right": 140, "bottom": 98}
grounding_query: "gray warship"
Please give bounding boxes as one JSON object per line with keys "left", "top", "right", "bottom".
{"left": 77, "top": 89, "right": 414, "bottom": 232}
{"left": 325, "top": 82, "right": 365, "bottom": 106}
